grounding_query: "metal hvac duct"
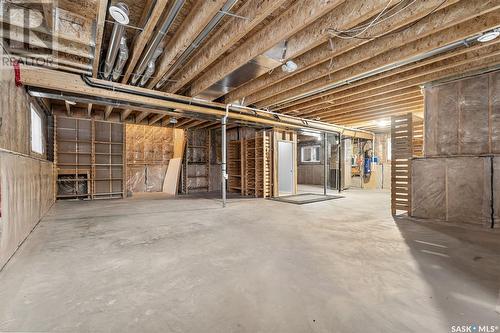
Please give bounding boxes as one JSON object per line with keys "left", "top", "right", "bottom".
{"left": 131, "top": 0, "right": 186, "bottom": 85}
{"left": 102, "top": 2, "right": 129, "bottom": 80}
{"left": 139, "top": 46, "right": 164, "bottom": 87}
{"left": 112, "top": 36, "right": 129, "bottom": 81}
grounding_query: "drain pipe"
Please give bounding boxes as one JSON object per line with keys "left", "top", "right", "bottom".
{"left": 102, "top": 3, "right": 129, "bottom": 80}
{"left": 222, "top": 104, "right": 230, "bottom": 207}
{"left": 131, "top": 0, "right": 185, "bottom": 85}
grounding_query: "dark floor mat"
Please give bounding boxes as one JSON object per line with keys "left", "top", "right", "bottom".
{"left": 269, "top": 193, "right": 344, "bottom": 205}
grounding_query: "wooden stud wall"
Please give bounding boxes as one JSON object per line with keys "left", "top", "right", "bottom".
{"left": 227, "top": 131, "right": 272, "bottom": 198}
{"left": 55, "top": 116, "right": 124, "bottom": 200}
{"left": 391, "top": 113, "right": 422, "bottom": 215}
{"left": 182, "top": 129, "right": 210, "bottom": 193}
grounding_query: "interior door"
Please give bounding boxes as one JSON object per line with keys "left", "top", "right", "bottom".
{"left": 278, "top": 141, "right": 294, "bottom": 195}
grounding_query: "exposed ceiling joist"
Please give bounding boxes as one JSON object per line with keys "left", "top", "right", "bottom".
{"left": 186, "top": 0, "right": 346, "bottom": 98}
{"left": 255, "top": 5, "right": 500, "bottom": 107}
{"left": 121, "top": 0, "right": 169, "bottom": 83}
{"left": 146, "top": 0, "right": 229, "bottom": 89}
{"left": 163, "top": 0, "right": 289, "bottom": 93}
{"left": 223, "top": 0, "right": 461, "bottom": 103}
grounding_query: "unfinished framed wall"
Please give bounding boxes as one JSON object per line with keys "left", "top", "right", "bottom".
{"left": 125, "top": 124, "right": 174, "bottom": 194}
{"left": 227, "top": 131, "right": 272, "bottom": 198}
{"left": 411, "top": 69, "right": 500, "bottom": 227}
{"left": 391, "top": 113, "right": 423, "bottom": 215}
{"left": 55, "top": 116, "right": 124, "bottom": 200}
{"left": 182, "top": 129, "right": 210, "bottom": 193}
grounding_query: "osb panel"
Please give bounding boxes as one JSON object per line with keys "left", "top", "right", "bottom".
{"left": 411, "top": 158, "right": 446, "bottom": 220}
{"left": 459, "top": 77, "right": 489, "bottom": 154}
{"left": 447, "top": 157, "right": 491, "bottom": 226}
{"left": 126, "top": 124, "right": 173, "bottom": 165}
{"left": 492, "top": 71, "right": 500, "bottom": 153}
{"left": 437, "top": 82, "right": 459, "bottom": 155}
{"left": 0, "top": 152, "right": 54, "bottom": 269}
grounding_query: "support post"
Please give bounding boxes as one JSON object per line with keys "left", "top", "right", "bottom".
{"left": 323, "top": 132, "right": 328, "bottom": 196}
{"left": 222, "top": 105, "right": 229, "bottom": 207}
{"left": 338, "top": 134, "right": 343, "bottom": 193}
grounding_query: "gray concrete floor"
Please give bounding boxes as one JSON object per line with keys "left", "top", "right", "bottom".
{"left": 0, "top": 189, "right": 499, "bottom": 332}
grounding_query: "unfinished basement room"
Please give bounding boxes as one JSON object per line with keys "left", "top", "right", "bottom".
{"left": 1, "top": 0, "right": 500, "bottom": 332}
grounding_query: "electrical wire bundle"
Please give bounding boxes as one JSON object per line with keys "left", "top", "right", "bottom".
{"left": 327, "top": 0, "right": 448, "bottom": 41}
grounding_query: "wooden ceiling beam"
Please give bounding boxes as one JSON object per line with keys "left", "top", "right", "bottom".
{"left": 311, "top": 96, "right": 424, "bottom": 120}
{"left": 337, "top": 108, "right": 424, "bottom": 125}
{"left": 321, "top": 101, "right": 424, "bottom": 122}
{"left": 254, "top": 5, "right": 500, "bottom": 107}
{"left": 149, "top": 113, "right": 166, "bottom": 125}
{"left": 294, "top": 91, "right": 423, "bottom": 117}
{"left": 104, "top": 105, "right": 113, "bottom": 119}
{"left": 163, "top": 0, "right": 289, "bottom": 93}
{"left": 146, "top": 0, "right": 228, "bottom": 89}
{"left": 223, "top": 0, "right": 460, "bottom": 104}
{"left": 121, "top": 109, "right": 133, "bottom": 121}
{"left": 135, "top": 112, "right": 151, "bottom": 123}
{"left": 185, "top": 0, "right": 346, "bottom": 98}
{"left": 285, "top": 42, "right": 500, "bottom": 114}
{"left": 121, "top": 0, "right": 169, "bottom": 83}
{"left": 279, "top": 39, "right": 500, "bottom": 114}
{"left": 92, "top": 0, "right": 109, "bottom": 77}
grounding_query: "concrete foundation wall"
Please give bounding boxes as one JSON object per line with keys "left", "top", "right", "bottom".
{"left": 412, "top": 156, "right": 499, "bottom": 228}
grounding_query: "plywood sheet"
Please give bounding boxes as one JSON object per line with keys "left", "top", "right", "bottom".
{"left": 162, "top": 158, "right": 182, "bottom": 195}
{"left": 411, "top": 158, "right": 446, "bottom": 220}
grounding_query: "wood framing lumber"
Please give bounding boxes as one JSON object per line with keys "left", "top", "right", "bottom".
{"left": 223, "top": 0, "right": 461, "bottom": 104}
{"left": 163, "top": 0, "right": 289, "bottom": 93}
{"left": 18, "top": 66, "right": 373, "bottom": 138}
{"left": 121, "top": 0, "right": 169, "bottom": 83}
{"left": 92, "top": 0, "right": 109, "bottom": 77}
{"left": 146, "top": 0, "right": 228, "bottom": 88}
{"left": 255, "top": 5, "right": 500, "bottom": 107}
{"left": 186, "top": 0, "right": 346, "bottom": 98}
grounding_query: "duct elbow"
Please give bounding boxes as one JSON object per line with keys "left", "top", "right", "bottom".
{"left": 112, "top": 37, "right": 129, "bottom": 81}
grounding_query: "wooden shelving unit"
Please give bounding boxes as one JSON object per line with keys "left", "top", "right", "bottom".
{"left": 55, "top": 116, "right": 124, "bottom": 200}
{"left": 227, "top": 131, "right": 271, "bottom": 198}
{"left": 228, "top": 140, "right": 243, "bottom": 192}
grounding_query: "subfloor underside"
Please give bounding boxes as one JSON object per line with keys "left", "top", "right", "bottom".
{"left": 0, "top": 190, "right": 499, "bottom": 332}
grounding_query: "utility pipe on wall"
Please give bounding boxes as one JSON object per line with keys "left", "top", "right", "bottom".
{"left": 221, "top": 104, "right": 230, "bottom": 207}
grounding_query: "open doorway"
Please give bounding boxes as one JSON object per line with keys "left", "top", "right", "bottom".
{"left": 297, "top": 131, "right": 344, "bottom": 195}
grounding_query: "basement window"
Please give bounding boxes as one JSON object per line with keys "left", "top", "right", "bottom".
{"left": 30, "top": 104, "right": 44, "bottom": 155}
{"left": 301, "top": 145, "right": 320, "bottom": 163}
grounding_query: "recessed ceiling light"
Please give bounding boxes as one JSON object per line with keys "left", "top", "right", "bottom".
{"left": 109, "top": 3, "right": 129, "bottom": 25}
{"left": 477, "top": 29, "right": 500, "bottom": 43}
{"left": 169, "top": 117, "right": 178, "bottom": 124}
